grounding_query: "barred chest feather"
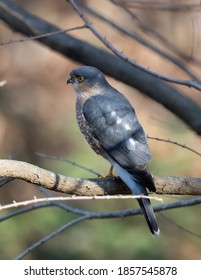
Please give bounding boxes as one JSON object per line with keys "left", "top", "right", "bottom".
{"left": 76, "top": 96, "right": 106, "bottom": 157}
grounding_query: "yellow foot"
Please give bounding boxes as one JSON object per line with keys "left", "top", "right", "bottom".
{"left": 98, "top": 166, "right": 118, "bottom": 179}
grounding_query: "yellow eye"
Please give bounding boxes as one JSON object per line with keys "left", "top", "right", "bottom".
{"left": 76, "top": 76, "right": 84, "bottom": 82}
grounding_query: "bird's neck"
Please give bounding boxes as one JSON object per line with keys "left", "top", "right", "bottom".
{"left": 76, "top": 85, "right": 105, "bottom": 104}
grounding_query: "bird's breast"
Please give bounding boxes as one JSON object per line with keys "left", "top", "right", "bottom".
{"left": 76, "top": 98, "right": 107, "bottom": 158}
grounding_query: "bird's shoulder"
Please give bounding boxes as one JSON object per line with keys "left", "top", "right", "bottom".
{"left": 83, "top": 87, "right": 135, "bottom": 122}
{"left": 99, "top": 87, "right": 132, "bottom": 109}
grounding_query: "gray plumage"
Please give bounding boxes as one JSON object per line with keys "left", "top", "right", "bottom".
{"left": 67, "top": 66, "right": 160, "bottom": 235}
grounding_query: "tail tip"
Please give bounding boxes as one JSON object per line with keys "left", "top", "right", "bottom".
{"left": 153, "top": 227, "right": 160, "bottom": 236}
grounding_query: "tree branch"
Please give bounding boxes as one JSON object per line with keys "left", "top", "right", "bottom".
{"left": 147, "top": 136, "right": 201, "bottom": 157}
{"left": 15, "top": 216, "right": 88, "bottom": 260}
{"left": 0, "top": 24, "right": 87, "bottom": 46}
{"left": 0, "top": 159, "right": 201, "bottom": 195}
{"left": 0, "top": 195, "right": 163, "bottom": 212}
{"left": 14, "top": 196, "right": 201, "bottom": 260}
{"left": 111, "top": 0, "right": 201, "bottom": 66}
{"left": 69, "top": 0, "right": 201, "bottom": 90}
{"left": 83, "top": 3, "right": 199, "bottom": 81}
{"left": 0, "top": 0, "right": 201, "bottom": 134}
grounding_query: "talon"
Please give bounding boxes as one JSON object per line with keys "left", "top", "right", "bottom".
{"left": 98, "top": 174, "right": 106, "bottom": 179}
{"left": 98, "top": 166, "right": 118, "bottom": 179}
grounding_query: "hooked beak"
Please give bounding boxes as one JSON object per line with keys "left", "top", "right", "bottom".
{"left": 67, "top": 76, "right": 74, "bottom": 84}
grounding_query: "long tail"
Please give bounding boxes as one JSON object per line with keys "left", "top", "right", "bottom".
{"left": 112, "top": 161, "right": 160, "bottom": 235}
{"left": 137, "top": 197, "right": 160, "bottom": 235}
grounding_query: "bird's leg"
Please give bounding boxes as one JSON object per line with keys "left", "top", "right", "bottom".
{"left": 108, "top": 165, "right": 114, "bottom": 177}
{"left": 98, "top": 165, "right": 117, "bottom": 178}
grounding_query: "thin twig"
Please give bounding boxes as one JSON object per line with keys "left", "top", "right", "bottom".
{"left": 35, "top": 152, "right": 100, "bottom": 176}
{"left": 37, "top": 185, "right": 97, "bottom": 215}
{"left": 0, "top": 24, "right": 87, "bottom": 46}
{"left": 15, "top": 216, "right": 88, "bottom": 260}
{"left": 68, "top": 0, "right": 201, "bottom": 90}
{"left": 0, "top": 194, "right": 163, "bottom": 212}
{"left": 148, "top": 136, "right": 201, "bottom": 157}
{"left": 1, "top": 194, "right": 200, "bottom": 225}
{"left": 83, "top": 4, "right": 199, "bottom": 81}
{"left": 118, "top": 1, "right": 201, "bottom": 12}
{"left": 159, "top": 213, "right": 201, "bottom": 239}
{"left": 0, "top": 202, "right": 54, "bottom": 223}
{"left": 0, "top": 199, "right": 97, "bottom": 223}
{"left": 110, "top": 0, "right": 201, "bottom": 67}
{"left": 14, "top": 196, "right": 201, "bottom": 259}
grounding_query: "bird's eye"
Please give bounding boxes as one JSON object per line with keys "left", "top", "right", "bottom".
{"left": 76, "top": 76, "right": 85, "bottom": 82}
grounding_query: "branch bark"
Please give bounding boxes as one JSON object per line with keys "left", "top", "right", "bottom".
{"left": 0, "top": 0, "right": 201, "bottom": 134}
{"left": 0, "top": 159, "right": 201, "bottom": 195}
{"left": 69, "top": 0, "right": 201, "bottom": 90}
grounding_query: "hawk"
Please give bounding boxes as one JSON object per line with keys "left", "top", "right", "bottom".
{"left": 67, "top": 66, "right": 160, "bottom": 235}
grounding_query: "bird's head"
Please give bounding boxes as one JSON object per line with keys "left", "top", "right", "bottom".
{"left": 67, "top": 66, "right": 108, "bottom": 95}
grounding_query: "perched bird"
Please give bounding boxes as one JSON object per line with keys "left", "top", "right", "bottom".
{"left": 67, "top": 66, "right": 160, "bottom": 235}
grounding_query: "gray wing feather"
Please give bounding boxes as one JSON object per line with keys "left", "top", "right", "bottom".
{"left": 83, "top": 91, "right": 152, "bottom": 168}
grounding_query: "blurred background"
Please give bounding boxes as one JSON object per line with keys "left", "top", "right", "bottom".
{"left": 0, "top": 0, "right": 201, "bottom": 259}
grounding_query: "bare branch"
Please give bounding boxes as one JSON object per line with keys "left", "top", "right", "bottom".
{"left": 0, "top": 195, "right": 163, "bottom": 212}
{"left": 15, "top": 216, "right": 88, "bottom": 260}
{"left": 35, "top": 152, "right": 100, "bottom": 176}
{"left": 0, "top": 24, "right": 87, "bottom": 46}
{"left": 160, "top": 213, "right": 201, "bottom": 239}
{"left": 0, "top": 202, "right": 54, "bottom": 222}
{"left": 0, "top": 199, "right": 98, "bottom": 223}
{"left": 68, "top": 0, "right": 201, "bottom": 90}
{"left": 14, "top": 196, "right": 201, "bottom": 259}
{"left": 148, "top": 136, "right": 201, "bottom": 157}
{"left": 83, "top": 4, "right": 199, "bottom": 81}
{"left": 1, "top": 0, "right": 201, "bottom": 134}
{"left": 0, "top": 159, "right": 201, "bottom": 195}
{"left": 111, "top": 0, "right": 201, "bottom": 66}
{"left": 116, "top": 0, "right": 201, "bottom": 12}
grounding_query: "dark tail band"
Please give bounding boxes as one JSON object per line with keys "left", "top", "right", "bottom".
{"left": 137, "top": 198, "right": 160, "bottom": 235}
